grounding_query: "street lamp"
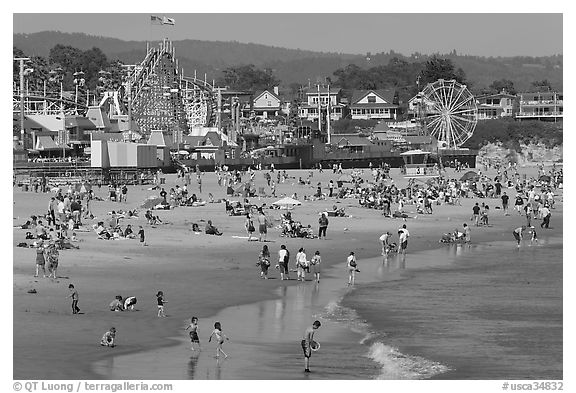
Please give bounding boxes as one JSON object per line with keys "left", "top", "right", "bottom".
{"left": 14, "top": 57, "right": 31, "bottom": 149}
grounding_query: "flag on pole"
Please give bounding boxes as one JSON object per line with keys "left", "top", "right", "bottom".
{"left": 150, "top": 15, "right": 163, "bottom": 25}
{"left": 162, "top": 17, "right": 175, "bottom": 26}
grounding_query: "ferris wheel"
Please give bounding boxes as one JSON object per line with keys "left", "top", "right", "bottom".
{"left": 419, "top": 79, "right": 478, "bottom": 149}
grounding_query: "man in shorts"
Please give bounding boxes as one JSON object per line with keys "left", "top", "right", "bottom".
{"left": 501, "top": 192, "right": 510, "bottom": 215}
{"left": 301, "top": 320, "right": 321, "bottom": 373}
{"left": 257, "top": 209, "right": 268, "bottom": 242}
{"left": 472, "top": 203, "right": 481, "bottom": 226}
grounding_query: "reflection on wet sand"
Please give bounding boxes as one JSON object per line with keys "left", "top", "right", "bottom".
{"left": 187, "top": 352, "right": 199, "bottom": 379}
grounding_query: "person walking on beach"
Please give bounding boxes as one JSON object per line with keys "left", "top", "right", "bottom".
{"left": 34, "top": 240, "right": 46, "bottom": 278}
{"left": 185, "top": 316, "right": 201, "bottom": 351}
{"left": 100, "top": 327, "right": 116, "bottom": 347}
{"left": 296, "top": 247, "right": 308, "bottom": 282}
{"left": 67, "top": 284, "right": 81, "bottom": 314}
{"left": 208, "top": 321, "right": 229, "bottom": 359}
{"left": 501, "top": 192, "right": 510, "bottom": 216}
{"left": 301, "top": 320, "right": 322, "bottom": 373}
{"left": 513, "top": 226, "right": 527, "bottom": 248}
{"left": 259, "top": 244, "right": 271, "bottom": 279}
{"left": 45, "top": 241, "right": 59, "bottom": 279}
{"left": 329, "top": 180, "right": 334, "bottom": 197}
{"left": 310, "top": 251, "right": 322, "bottom": 283}
{"left": 524, "top": 203, "right": 533, "bottom": 227}
{"left": 540, "top": 204, "right": 551, "bottom": 229}
{"left": 156, "top": 291, "right": 167, "bottom": 317}
{"left": 278, "top": 244, "right": 290, "bottom": 280}
{"left": 347, "top": 252, "right": 358, "bottom": 286}
{"left": 257, "top": 208, "right": 268, "bottom": 242}
{"left": 514, "top": 195, "right": 524, "bottom": 215}
{"left": 245, "top": 213, "right": 255, "bottom": 241}
{"left": 472, "top": 203, "right": 481, "bottom": 226}
{"left": 318, "top": 213, "right": 329, "bottom": 239}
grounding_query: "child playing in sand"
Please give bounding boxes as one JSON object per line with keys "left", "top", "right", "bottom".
{"left": 156, "top": 291, "right": 167, "bottom": 317}
{"left": 208, "top": 321, "right": 229, "bottom": 358}
{"left": 138, "top": 226, "right": 147, "bottom": 246}
{"left": 100, "top": 327, "right": 116, "bottom": 347}
{"left": 110, "top": 295, "right": 123, "bottom": 311}
{"left": 67, "top": 284, "right": 80, "bottom": 314}
{"left": 123, "top": 296, "right": 137, "bottom": 311}
{"left": 185, "top": 316, "right": 201, "bottom": 351}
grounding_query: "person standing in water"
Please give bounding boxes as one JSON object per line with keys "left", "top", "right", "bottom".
{"left": 208, "top": 321, "right": 229, "bottom": 359}
{"left": 185, "top": 316, "right": 201, "bottom": 351}
{"left": 310, "top": 251, "right": 322, "bottom": 283}
{"left": 301, "top": 320, "right": 321, "bottom": 373}
{"left": 347, "top": 252, "right": 358, "bottom": 286}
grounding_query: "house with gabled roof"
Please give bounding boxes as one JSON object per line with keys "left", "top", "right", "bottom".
{"left": 298, "top": 86, "right": 347, "bottom": 121}
{"left": 252, "top": 88, "right": 281, "bottom": 119}
{"left": 350, "top": 89, "right": 400, "bottom": 120}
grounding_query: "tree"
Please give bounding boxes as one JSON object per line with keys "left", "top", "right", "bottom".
{"left": 489, "top": 79, "right": 516, "bottom": 95}
{"left": 219, "top": 64, "right": 280, "bottom": 92}
{"left": 420, "top": 56, "right": 467, "bottom": 86}
{"left": 49, "top": 44, "right": 85, "bottom": 90}
{"left": 531, "top": 79, "right": 552, "bottom": 91}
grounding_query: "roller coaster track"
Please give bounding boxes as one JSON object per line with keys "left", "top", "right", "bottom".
{"left": 125, "top": 39, "right": 217, "bottom": 140}
{"left": 13, "top": 92, "right": 87, "bottom": 116}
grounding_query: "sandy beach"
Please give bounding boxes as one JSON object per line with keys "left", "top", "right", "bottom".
{"left": 12, "top": 166, "right": 563, "bottom": 379}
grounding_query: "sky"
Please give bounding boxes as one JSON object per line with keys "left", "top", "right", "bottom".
{"left": 13, "top": 12, "right": 563, "bottom": 57}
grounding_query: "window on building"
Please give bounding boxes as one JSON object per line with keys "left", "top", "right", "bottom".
{"left": 367, "top": 95, "right": 376, "bottom": 103}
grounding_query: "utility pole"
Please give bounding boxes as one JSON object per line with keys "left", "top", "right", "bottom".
{"left": 14, "top": 57, "right": 30, "bottom": 149}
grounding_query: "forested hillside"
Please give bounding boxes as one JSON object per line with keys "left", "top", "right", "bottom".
{"left": 13, "top": 32, "right": 562, "bottom": 91}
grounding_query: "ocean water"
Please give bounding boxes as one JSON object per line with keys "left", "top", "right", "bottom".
{"left": 343, "top": 237, "right": 563, "bottom": 379}
{"left": 93, "top": 236, "right": 562, "bottom": 380}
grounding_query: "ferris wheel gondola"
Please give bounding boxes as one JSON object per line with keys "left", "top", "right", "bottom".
{"left": 419, "top": 79, "right": 478, "bottom": 149}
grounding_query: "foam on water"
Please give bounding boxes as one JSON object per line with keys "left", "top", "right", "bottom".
{"left": 322, "top": 296, "right": 449, "bottom": 379}
{"left": 367, "top": 342, "right": 451, "bottom": 380}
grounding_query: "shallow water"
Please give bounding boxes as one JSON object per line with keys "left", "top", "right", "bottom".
{"left": 93, "top": 236, "right": 562, "bottom": 380}
{"left": 344, "top": 237, "right": 563, "bottom": 379}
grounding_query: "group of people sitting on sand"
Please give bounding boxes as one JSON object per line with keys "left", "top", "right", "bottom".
{"left": 279, "top": 212, "right": 316, "bottom": 239}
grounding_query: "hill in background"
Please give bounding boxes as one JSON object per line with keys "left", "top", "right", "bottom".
{"left": 13, "top": 31, "right": 563, "bottom": 92}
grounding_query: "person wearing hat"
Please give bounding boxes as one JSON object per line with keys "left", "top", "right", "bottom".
{"left": 100, "top": 327, "right": 116, "bottom": 347}
{"left": 34, "top": 240, "right": 46, "bottom": 278}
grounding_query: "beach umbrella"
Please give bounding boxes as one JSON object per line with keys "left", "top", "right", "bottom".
{"left": 460, "top": 171, "right": 479, "bottom": 182}
{"left": 272, "top": 197, "right": 302, "bottom": 208}
{"left": 539, "top": 175, "right": 551, "bottom": 182}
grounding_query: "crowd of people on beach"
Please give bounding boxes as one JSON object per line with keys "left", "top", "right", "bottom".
{"left": 15, "top": 156, "right": 562, "bottom": 376}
